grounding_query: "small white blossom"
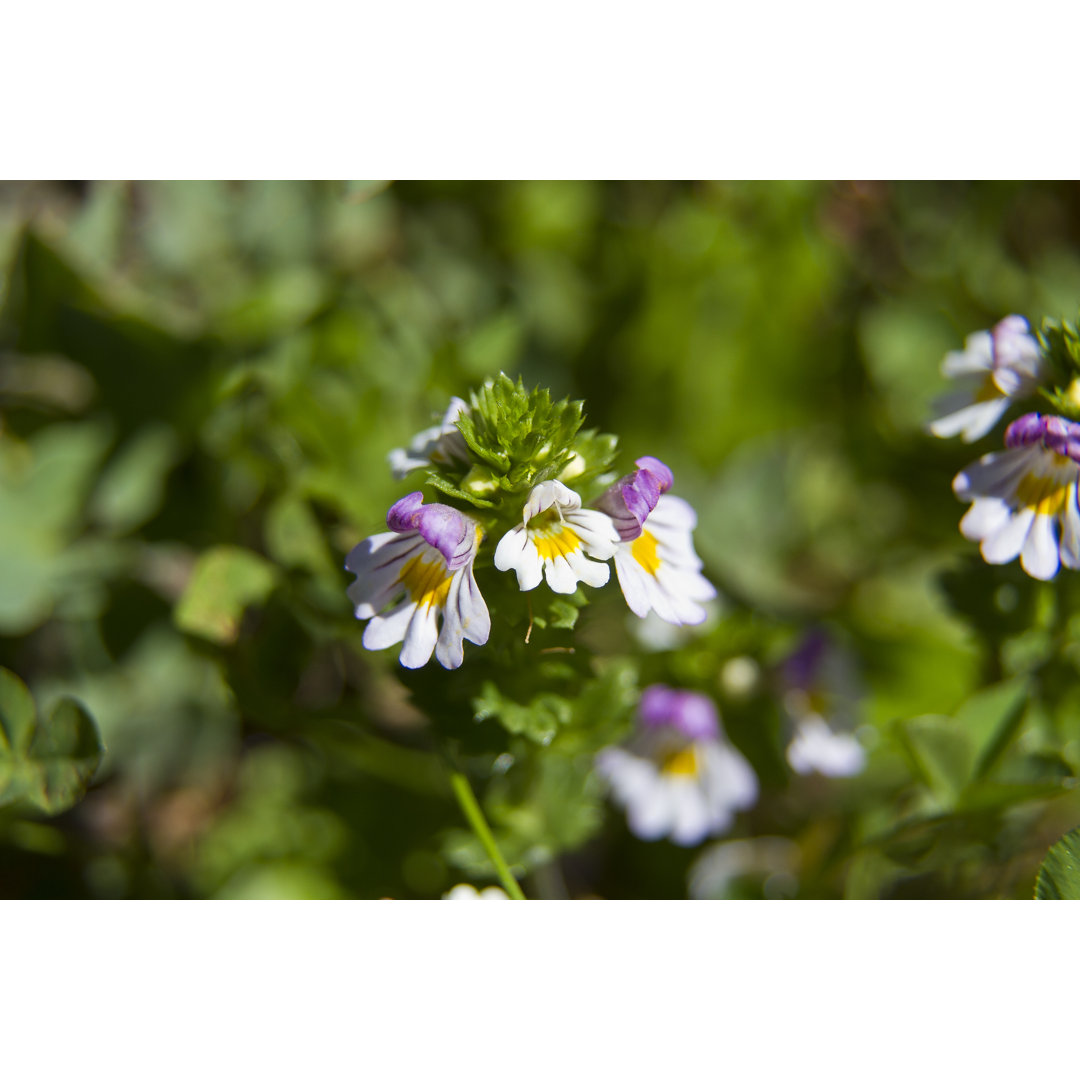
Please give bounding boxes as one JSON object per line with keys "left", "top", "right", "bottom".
{"left": 442, "top": 884, "right": 510, "bottom": 901}
{"left": 388, "top": 397, "right": 472, "bottom": 479}
{"left": 596, "top": 686, "right": 757, "bottom": 847}
{"left": 494, "top": 479, "right": 618, "bottom": 594}
{"left": 928, "top": 315, "right": 1047, "bottom": 443}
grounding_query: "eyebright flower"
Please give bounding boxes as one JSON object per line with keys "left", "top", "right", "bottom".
{"left": 953, "top": 412, "right": 1080, "bottom": 581}
{"left": 494, "top": 479, "right": 618, "bottom": 594}
{"left": 345, "top": 492, "right": 490, "bottom": 669}
{"left": 779, "top": 630, "right": 865, "bottom": 778}
{"left": 595, "top": 685, "right": 757, "bottom": 847}
{"left": 928, "top": 315, "right": 1047, "bottom": 443}
{"left": 595, "top": 456, "right": 716, "bottom": 625}
{"left": 388, "top": 397, "right": 472, "bottom": 479}
{"left": 442, "top": 884, "right": 510, "bottom": 901}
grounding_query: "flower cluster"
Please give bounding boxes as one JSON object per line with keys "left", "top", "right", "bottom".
{"left": 931, "top": 314, "right": 1080, "bottom": 581}
{"left": 595, "top": 685, "right": 757, "bottom": 846}
{"left": 345, "top": 383, "right": 716, "bottom": 668}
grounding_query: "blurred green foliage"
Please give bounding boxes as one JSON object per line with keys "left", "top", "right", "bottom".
{"left": 3, "top": 180, "right": 1080, "bottom": 899}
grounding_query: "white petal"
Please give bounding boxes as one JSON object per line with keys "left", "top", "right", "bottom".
{"left": 566, "top": 508, "right": 619, "bottom": 558}
{"left": 786, "top": 716, "right": 866, "bottom": 777}
{"left": 494, "top": 526, "right": 543, "bottom": 591}
{"left": 613, "top": 550, "right": 653, "bottom": 618}
{"left": 1021, "top": 511, "right": 1061, "bottom": 581}
{"left": 928, "top": 398, "right": 1008, "bottom": 442}
{"left": 1061, "top": 487, "right": 1080, "bottom": 569}
{"left": 543, "top": 554, "right": 581, "bottom": 594}
{"left": 563, "top": 549, "right": 610, "bottom": 590}
{"left": 668, "top": 782, "right": 715, "bottom": 847}
{"left": 941, "top": 333, "right": 992, "bottom": 376}
{"left": 980, "top": 507, "right": 1035, "bottom": 565}
{"left": 959, "top": 498, "right": 1012, "bottom": 542}
{"left": 523, "top": 479, "right": 580, "bottom": 523}
{"left": 399, "top": 604, "right": 440, "bottom": 668}
{"left": 953, "top": 448, "right": 1034, "bottom": 502}
{"left": 362, "top": 601, "right": 416, "bottom": 651}
{"left": 701, "top": 742, "right": 759, "bottom": 814}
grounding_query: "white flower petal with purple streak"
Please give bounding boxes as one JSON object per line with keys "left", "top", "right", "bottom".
{"left": 346, "top": 493, "right": 489, "bottom": 669}
{"left": 953, "top": 413, "right": 1080, "bottom": 581}
{"left": 388, "top": 397, "right": 471, "bottom": 479}
{"left": 929, "top": 316, "right": 1047, "bottom": 443}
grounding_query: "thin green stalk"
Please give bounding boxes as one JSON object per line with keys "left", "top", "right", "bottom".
{"left": 448, "top": 769, "right": 526, "bottom": 900}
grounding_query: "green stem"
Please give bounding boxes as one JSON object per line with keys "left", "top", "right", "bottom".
{"left": 448, "top": 769, "right": 526, "bottom": 900}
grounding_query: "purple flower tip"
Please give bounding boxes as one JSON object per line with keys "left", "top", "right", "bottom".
{"left": 782, "top": 628, "right": 830, "bottom": 690}
{"left": 639, "top": 685, "right": 719, "bottom": 741}
{"left": 594, "top": 456, "right": 675, "bottom": 541}
{"left": 634, "top": 456, "right": 674, "bottom": 493}
{"left": 1004, "top": 413, "right": 1080, "bottom": 464}
{"left": 387, "top": 492, "right": 474, "bottom": 569}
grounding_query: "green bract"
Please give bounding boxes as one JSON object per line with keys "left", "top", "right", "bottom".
{"left": 422, "top": 374, "right": 617, "bottom": 524}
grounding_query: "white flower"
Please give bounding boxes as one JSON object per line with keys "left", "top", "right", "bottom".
{"left": 612, "top": 495, "right": 716, "bottom": 625}
{"left": 345, "top": 493, "right": 490, "bottom": 669}
{"left": 596, "top": 457, "right": 716, "bottom": 626}
{"left": 786, "top": 714, "right": 866, "bottom": 777}
{"left": 388, "top": 397, "right": 472, "bottom": 479}
{"left": 953, "top": 412, "right": 1080, "bottom": 581}
{"left": 596, "top": 686, "right": 757, "bottom": 847}
{"left": 442, "top": 884, "right": 510, "bottom": 900}
{"left": 494, "top": 479, "right": 618, "bottom": 594}
{"left": 779, "top": 630, "right": 866, "bottom": 778}
{"left": 928, "top": 315, "right": 1047, "bottom": 443}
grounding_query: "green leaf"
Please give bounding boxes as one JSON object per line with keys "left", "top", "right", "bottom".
{"left": 91, "top": 423, "right": 180, "bottom": 534}
{"left": 894, "top": 716, "right": 975, "bottom": 805}
{"left": 954, "top": 678, "right": 1031, "bottom": 780}
{"left": 473, "top": 682, "right": 573, "bottom": 745}
{"left": 174, "top": 546, "right": 278, "bottom": 644}
{"left": 1035, "top": 827, "right": 1080, "bottom": 899}
{"left": 0, "top": 668, "right": 104, "bottom": 815}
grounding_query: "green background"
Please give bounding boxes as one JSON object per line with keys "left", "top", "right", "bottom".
{"left": 3, "top": 180, "right": 1080, "bottom": 899}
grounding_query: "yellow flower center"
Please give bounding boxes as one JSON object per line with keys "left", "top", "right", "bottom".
{"left": 662, "top": 746, "right": 699, "bottom": 777}
{"left": 974, "top": 373, "right": 1003, "bottom": 403}
{"left": 1015, "top": 469, "right": 1071, "bottom": 517}
{"left": 400, "top": 554, "right": 453, "bottom": 609}
{"left": 532, "top": 526, "right": 581, "bottom": 561}
{"left": 631, "top": 530, "right": 661, "bottom": 574}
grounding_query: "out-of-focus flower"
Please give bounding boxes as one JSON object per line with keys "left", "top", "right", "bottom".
{"left": 780, "top": 629, "right": 866, "bottom": 778}
{"left": 596, "top": 685, "right": 757, "bottom": 847}
{"left": 953, "top": 412, "right": 1080, "bottom": 581}
{"left": 928, "top": 315, "right": 1047, "bottom": 443}
{"left": 389, "top": 397, "right": 472, "bottom": 478}
{"left": 345, "top": 492, "right": 490, "bottom": 669}
{"left": 596, "top": 457, "right": 716, "bottom": 625}
{"left": 688, "top": 837, "right": 800, "bottom": 900}
{"left": 442, "top": 884, "right": 510, "bottom": 900}
{"left": 494, "top": 479, "right": 618, "bottom": 594}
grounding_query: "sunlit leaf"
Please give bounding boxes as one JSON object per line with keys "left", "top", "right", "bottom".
{"left": 1035, "top": 828, "right": 1080, "bottom": 899}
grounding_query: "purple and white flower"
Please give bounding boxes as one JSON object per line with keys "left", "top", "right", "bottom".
{"left": 596, "top": 457, "right": 716, "bottom": 625}
{"left": 388, "top": 397, "right": 472, "bottom": 479}
{"left": 929, "top": 315, "right": 1047, "bottom": 443}
{"left": 596, "top": 685, "right": 758, "bottom": 847}
{"left": 345, "top": 492, "right": 490, "bottom": 669}
{"left": 494, "top": 479, "right": 618, "bottom": 594}
{"left": 954, "top": 412, "right": 1080, "bottom": 581}
{"left": 779, "top": 629, "right": 866, "bottom": 778}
